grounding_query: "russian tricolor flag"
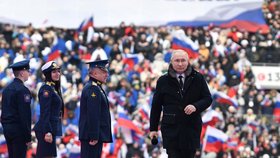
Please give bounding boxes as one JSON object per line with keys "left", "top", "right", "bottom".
{"left": 203, "top": 126, "right": 228, "bottom": 153}
{"left": 47, "top": 46, "right": 60, "bottom": 62}
{"left": 138, "top": 103, "right": 150, "bottom": 121}
{"left": 167, "top": 1, "right": 269, "bottom": 33}
{"left": 201, "top": 109, "right": 223, "bottom": 141}
{"left": 274, "top": 102, "right": 280, "bottom": 115}
{"left": 273, "top": 95, "right": 280, "bottom": 122}
{"left": 122, "top": 53, "right": 144, "bottom": 71}
{"left": 117, "top": 107, "right": 143, "bottom": 135}
{"left": 171, "top": 29, "right": 199, "bottom": 59}
{"left": 74, "top": 16, "right": 94, "bottom": 40}
{"left": 225, "top": 138, "right": 239, "bottom": 151}
{"left": 202, "top": 109, "right": 223, "bottom": 126}
{"left": 47, "top": 38, "right": 66, "bottom": 61}
{"left": 81, "top": 16, "right": 94, "bottom": 32}
{"left": 213, "top": 91, "right": 238, "bottom": 108}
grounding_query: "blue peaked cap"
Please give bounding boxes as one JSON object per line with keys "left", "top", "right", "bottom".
{"left": 8, "top": 59, "right": 30, "bottom": 71}
{"left": 86, "top": 59, "right": 109, "bottom": 69}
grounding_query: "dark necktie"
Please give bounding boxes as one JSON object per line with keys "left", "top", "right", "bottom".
{"left": 179, "top": 75, "right": 184, "bottom": 89}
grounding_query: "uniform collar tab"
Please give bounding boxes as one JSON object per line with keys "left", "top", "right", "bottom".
{"left": 46, "top": 81, "right": 55, "bottom": 86}
{"left": 90, "top": 77, "right": 102, "bottom": 86}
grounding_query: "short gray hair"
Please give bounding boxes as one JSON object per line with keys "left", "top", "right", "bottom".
{"left": 170, "top": 49, "right": 189, "bottom": 61}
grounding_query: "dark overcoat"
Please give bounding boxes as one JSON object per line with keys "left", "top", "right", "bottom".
{"left": 79, "top": 77, "right": 113, "bottom": 157}
{"left": 1, "top": 78, "right": 32, "bottom": 158}
{"left": 150, "top": 65, "right": 212, "bottom": 150}
{"left": 79, "top": 78, "right": 112, "bottom": 142}
{"left": 1, "top": 78, "right": 32, "bottom": 142}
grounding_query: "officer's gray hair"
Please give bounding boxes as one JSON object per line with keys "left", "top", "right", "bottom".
{"left": 88, "top": 67, "right": 99, "bottom": 78}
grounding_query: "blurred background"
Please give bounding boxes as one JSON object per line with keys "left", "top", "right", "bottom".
{"left": 0, "top": 0, "right": 280, "bottom": 157}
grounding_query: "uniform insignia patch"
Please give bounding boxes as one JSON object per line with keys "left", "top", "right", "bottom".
{"left": 24, "top": 94, "right": 31, "bottom": 102}
{"left": 91, "top": 92, "right": 96, "bottom": 97}
{"left": 43, "top": 90, "right": 49, "bottom": 97}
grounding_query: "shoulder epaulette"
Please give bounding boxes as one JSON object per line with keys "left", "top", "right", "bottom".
{"left": 92, "top": 81, "right": 97, "bottom": 86}
{"left": 96, "top": 81, "right": 102, "bottom": 85}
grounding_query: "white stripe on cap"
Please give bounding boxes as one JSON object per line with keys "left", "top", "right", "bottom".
{"left": 41, "top": 61, "right": 54, "bottom": 71}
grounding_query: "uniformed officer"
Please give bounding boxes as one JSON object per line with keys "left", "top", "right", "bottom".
{"left": 79, "top": 59, "right": 113, "bottom": 158}
{"left": 1, "top": 59, "right": 32, "bottom": 158}
{"left": 33, "top": 61, "right": 64, "bottom": 158}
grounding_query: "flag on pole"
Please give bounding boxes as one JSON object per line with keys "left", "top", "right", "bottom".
{"left": 203, "top": 126, "right": 228, "bottom": 153}
{"left": 74, "top": 16, "right": 94, "bottom": 40}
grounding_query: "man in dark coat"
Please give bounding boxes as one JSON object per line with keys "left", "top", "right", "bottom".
{"left": 79, "top": 59, "right": 113, "bottom": 158}
{"left": 1, "top": 59, "right": 32, "bottom": 158}
{"left": 149, "top": 50, "right": 212, "bottom": 158}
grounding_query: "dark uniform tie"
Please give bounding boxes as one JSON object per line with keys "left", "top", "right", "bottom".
{"left": 179, "top": 75, "right": 184, "bottom": 90}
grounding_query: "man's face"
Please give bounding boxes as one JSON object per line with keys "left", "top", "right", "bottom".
{"left": 171, "top": 51, "right": 188, "bottom": 74}
{"left": 21, "top": 69, "right": 30, "bottom": 82}
{"left": 92, "top": 68, "right": 109, "bottom": 83}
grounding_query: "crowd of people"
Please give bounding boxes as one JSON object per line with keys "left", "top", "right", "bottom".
{"left": 0, "top": 0, "right": 280, "bottom": 157}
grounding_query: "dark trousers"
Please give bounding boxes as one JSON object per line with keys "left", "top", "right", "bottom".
{"left": 166, "top": 148, "right": 195, "bottom": 158}
{"left": 4, "top": 135, "right": 27, "bottom": 158}
{"left": 81, "top": 140, "right": 103, "bottom": 158}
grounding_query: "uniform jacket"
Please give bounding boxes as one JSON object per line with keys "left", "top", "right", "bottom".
{"left": 150, "top": 65, "right": 212, "bottom": 150}
{"left": 1, "top": 78, "right": 32, "bottom": 142}
{"left": 79, "top": 78, "right": 112, "bottom": 143}
{"left": 33, "top": 82, "right": 63, "bottom": 136}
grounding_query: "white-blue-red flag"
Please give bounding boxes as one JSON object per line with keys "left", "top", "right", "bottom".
{"left": 171, "top": 29, "right": 199, "bottom": 59}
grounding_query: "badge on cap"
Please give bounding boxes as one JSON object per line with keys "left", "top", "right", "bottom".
{"left": 86, "top": 59, "right": 109, "bottom": 69}
{"left": 52, "top": 62, "right": 59, "bottom": 69}
{"left": 9, "top": 59, "right": 30, "bottom": 71}
{"left": 41, "top": 61, "right": 60, "bottom": 74}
